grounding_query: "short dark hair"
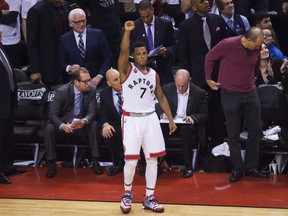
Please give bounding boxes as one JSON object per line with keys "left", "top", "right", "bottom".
{"left": 215, "top": 0, "right": 225, "bottom": 12}
{"left": 71, "top": 67, "right": 89, "bottom": 81}
{"left": 138, "top": 0, "right": 153, "bottom": 11}
{"left": 131, "top": 41, "right": 147, "bottom": 54}
{"left": 254, "top": 12, "right": 270, "bottom": 25}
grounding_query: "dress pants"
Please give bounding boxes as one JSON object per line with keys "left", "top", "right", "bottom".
{"left": 0, "top": 115, "right": 14, "bottom": 173}
{"left": 44, "top": 121, "right": 101, "bottom": 161}
{"left": 221, "top": 88, "right": 263, "bottom": 172}
{"left": 161, "top": 123, "right": 196, "bottom": 166}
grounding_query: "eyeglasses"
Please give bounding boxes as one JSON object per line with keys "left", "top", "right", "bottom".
{"left": 264, "top": 34, "right": 272, "bottom": 39}
{"left": 72, "top": 20, "right": 86, "bottom": 25}
{"left": 78, "top": 79, "right": 91, "bottom": 84}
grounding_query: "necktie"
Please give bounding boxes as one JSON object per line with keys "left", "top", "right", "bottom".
{"left": 146, "top": 24, "right": 154, "bottom": 51}
{"left": 74, "top": 92, "right": 84, "bottom": 117}
{"left": 202, "top": 17, "right": 211, "bottom": 50}
{"left": 78, "top": 34, "right": 85, "bottom": 59}
{"left": 116, "top": 92, "right": 122, "bottom": 115}
{"left": 227, "top": 19, "right": 233, "bottom": 30}
{"left": 55, "top": 7, "right": 65, "bottom": 35}
{"left": 0, "top": 49, "right": 15, "bottom": 92}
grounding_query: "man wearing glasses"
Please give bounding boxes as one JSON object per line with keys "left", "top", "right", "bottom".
{"left": 59, "top": 8, "right": 112, "bottom": 86}
{"left": 44, "top": 67, "right": 103, "bottom": 178}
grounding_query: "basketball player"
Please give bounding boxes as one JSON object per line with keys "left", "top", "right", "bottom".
{"left": 118, "top": 20, "right": 177, "bottom": 214}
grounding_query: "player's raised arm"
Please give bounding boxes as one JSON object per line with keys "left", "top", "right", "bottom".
{"left": 118, "top": 21, "right": 135, "bottom": 82}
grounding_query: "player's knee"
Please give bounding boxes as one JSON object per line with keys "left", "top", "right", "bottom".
{"left": 146, "top": 157, "right": 157, "bottom": 168}
{"left": 124, "top": 159, "right": 138, "bottom": 172}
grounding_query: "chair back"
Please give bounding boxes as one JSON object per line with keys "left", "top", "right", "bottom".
{"left": 15, "top": 83, "right": 48, "bottom": 121}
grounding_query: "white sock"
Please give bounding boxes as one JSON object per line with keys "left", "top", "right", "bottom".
{"left": 123, "top": 159, "right": 137, "bottom": 192}
{"left": 145, "top": 157, "right": 157, "bottom": 197}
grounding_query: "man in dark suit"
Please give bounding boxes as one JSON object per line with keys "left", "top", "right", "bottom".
{"left": 27, "top": 0, "right": 70, "bottom": 88}
{"left": 130, "top": 0, "right": 177, "bottom": 86}
{"left": 44, "top": 67, "right": 103, "bottom": 178}
{"left": 0, "top": 41, "right": 26, "bottom": 184}
{"left": 59, "top": 8, "right": 112, "bottom": 86}
{"left": 99, "top": 68, "right": 124, "bottom": 176}
{"left": 178, "top": 0, "right": 227, "bottom": 151}
{"left": 159, "top": 69, "right": 209, "bottom": 178}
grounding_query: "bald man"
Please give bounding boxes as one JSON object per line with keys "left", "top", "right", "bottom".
{"left": 99, "top": 68, "right": 124, "bottom": 176}
{"left": 205, "top": 27, "right": 268, "bottom": 182}
{"left": 159, "top": 69, "right": 209, "bottom": 178}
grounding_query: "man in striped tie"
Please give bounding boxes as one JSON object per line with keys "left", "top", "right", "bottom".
{"left": 59, "top": 8, "right": 112, "bottom": 86}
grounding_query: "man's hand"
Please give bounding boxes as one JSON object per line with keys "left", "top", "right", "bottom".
{"left": 62, "top": 123, "right": 74, "bottom": 133}
{"left": 168, "top": 121, "right": 177, "bottom": 135}
{"left": 69, "top": 64, "right": 80, "bottom": 73}
{"left": 124, "top": 21, "right": 135, "bottom": 32}
{"left": 30, "top": 73, "right": 43, "bottom": 84}
{"left": 280, "top": 58, "right": 288, "bottom": 73}
{"left": 159, "top": 47, "right": 167, "bottom": 55}
{"left": 183, "top": 116, "right": 194, "bottom": 124}
{"left": 206, "top": 80, "right": 220, "bottom": 90}
{"left": 71, "top": 119, "right": 86, "bottom": 130}
{"left": 102, "top": 123, "right": 116, "bottom": 138}
{"left": 91, "top": 75, "right": 102, "bottom": 86}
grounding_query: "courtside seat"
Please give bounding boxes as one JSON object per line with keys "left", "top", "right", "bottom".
{"left": 14, "top": 83, "right": 48, "bottom": 166}
{"left": 13, "top": 68, "right": 30, "bottom": 83}
{"left": 164, "top": 135, "right": 199, "bottom": 171}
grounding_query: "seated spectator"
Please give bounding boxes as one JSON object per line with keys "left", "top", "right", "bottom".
{"left": 99, "top": 68, "right": 125, "bottom": 176}
{"left": 254, "top": 12, "right": 272, "bottom": 29}
{"left": 256, "top": 43, "right": 280, "bottom": 85}
{"left": 215, "top": 0, "right": 250, "bottom": 37}
{"left": 158, "top": 69, "right": 209, "bottom": 178}
{"left": 44, "top": 67, "right": 103, "bottom": 178}
{"left": 263, "top": 28, "right": 287, "bottom": 60}
{"left": 59, "top": 8, "right": 112, "bottom": 86}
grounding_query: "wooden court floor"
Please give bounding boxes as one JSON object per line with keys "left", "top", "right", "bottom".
{"left": 1, "top": 198, "right": 288, "bottom": 216}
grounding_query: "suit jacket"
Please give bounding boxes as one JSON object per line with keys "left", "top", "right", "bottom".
{"left": 178, "top": 13, "right": 227, "bottom": 88}
{"left": 99, "top": 87, "right": 121, "bottom": 127}
{"left": 49, "top": 82, "right": 97, "bottom": 129}
{"left": 160, "top": 82, "right": 209, "bottom": 146}
{"left": 130, "top": 16, "right": 177, "bottom": 85}
{"left": 59, "top": 28, "right": 112, "bottom": 78}
{"left": 27, "top": 0, "right": 69, "bottom": 84}
{"left": 0, "top": 44, "right": 17, "bottom": 120}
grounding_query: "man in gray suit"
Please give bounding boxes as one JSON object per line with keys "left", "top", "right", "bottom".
{"left": 44, "top": 67, "right": 102, "bottom": 178}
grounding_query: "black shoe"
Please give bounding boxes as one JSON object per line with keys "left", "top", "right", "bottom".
{"left": 107, "top": 166, "right": 123, "bottom": 176}
{"left": 0, "top": 173, "right": 11, "bottom": 184}
{"left": 46, "top": 164, "right": 57, "bottom": 178}
{"left": 183, "top": 166, "right": 193, "bottom": 178}
{"left": 245, "top": 169, "right": 269, "bottom": 178}
{"left": 92, "top": 161, "right": 103, "bottom": 175}
{"left": 229, "top": 170, "right": 243, "bottom": 182}
{"left": 5, "top": 168, "right": 26, "bottom": 176}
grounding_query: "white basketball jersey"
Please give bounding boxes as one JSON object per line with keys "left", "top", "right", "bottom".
{"left": 121, "top": 63, "right": 156, "bottom": 113}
